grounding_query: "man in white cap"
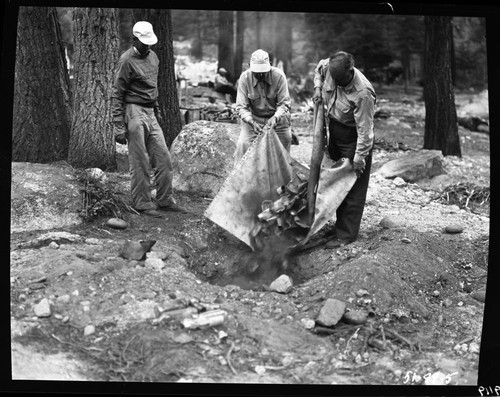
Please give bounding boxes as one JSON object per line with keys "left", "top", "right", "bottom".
{"left": 111, "top": 21, "right": 186, "bottom": 217}
{"left": 234, "top": 49, "right": 292, "bottom": 163}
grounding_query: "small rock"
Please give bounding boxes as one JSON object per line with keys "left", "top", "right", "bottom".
{"left": 72, "top": 290, "right": 79, "bottom": 296}
{"left": 56, "top": 294, "right": 71, "bottom": 303}
{"left": 300, "top": 318, "right": 315, "bottom": 330}
{"left": 461, "top": 344, "right": 469, "bottom": 353}
{"left": 62, "top": 315, "right": 70, "bottom": 323}
{"left": 432, "top": 290, "right": 440, "bottom": 297}
{"left": 144, "top": 257, "right": 165, "bottom": 271}
{"left": 255, "top": 365, "right": 266, "bottom": 375}
{"left": 469, "top": 342, "right": 480, "bottom": 354}
{"left": 342, "top": 310, "right": 367, "bottom": 325}
{"left": 471, "top": 290, "right": 486, "bottom": 303}
{"left": 18, "top": 294, "right": 27, "bottom": 302}
{"left": 356, "top": 289, "right": 370, "bottom": 297}
{"left": 34, "top": 298, "right": 52, "bottom": 317}
{"left": 269, "top": 275, "right": 293, "bottom": 294}
{"left": 218, "top": 331, "right": 228, "bottom": 340}
{"left": 444, "top": 224, "right": 464, "bottom": 234}
{"left": 394, "top": 369, "right": 402, "bottom": 378}
{"left": 128, "top": 260, "right": 141, "bottom": 267}
{"left": 54, "top": 314, "right": 63, "bottom": 320}
{"left": 401, "top": 237, "right": 411, "bottom": 244}
{"left": 84, "top": 325, "right": 95, "bottom": 336}
{"left": 379, "top": 215, "right": 406, "bottom": 229}
{"left": 443, "top": 298, "right": 453, "bottom": 307}
{"left": 107, "top": 218, "right": 128, "bottom": 230}
{"left": 457, "top": 301, "right": 464, "bottom": 307}
{"left": 48, "top": 242, "right": 59, "bottom": 249}
{"left": 67, "top": 271, "right": 73, "bottom": 276}
{"left": 316, "top": 298, "right": 346, "bottom": 327}
{"left": 392, "top": 177, "right": 406, "bottom": 186}
{"left": 85, "top": 238, "right": 101, "bottom": 245}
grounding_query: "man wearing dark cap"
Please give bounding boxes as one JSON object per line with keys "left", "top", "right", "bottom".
{"left": 111, "top": 21, "right": 186, "bottom": 217}
{"left": 313, "top": 51, "right": 376, "bottom": 248}
{"left": 214, "top": 68, "right": 237, "bottom": 103}
{"left": 234, "top": 49, "right": 292, "bottom": 163}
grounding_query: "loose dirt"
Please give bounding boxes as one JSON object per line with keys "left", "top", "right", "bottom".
{"left": 10, "top": 87, "right": 489, "bottom": 386}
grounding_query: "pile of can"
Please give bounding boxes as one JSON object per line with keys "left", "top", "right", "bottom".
{"left": 257, "top": 171, "right": 310, "bottom": 235}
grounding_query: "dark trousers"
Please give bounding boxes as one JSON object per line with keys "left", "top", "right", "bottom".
{"left": 328, "top": 118, "right": 372, "bottom": 242}
{"left": 215, "top": 85, "right": 237, "bottom": 102}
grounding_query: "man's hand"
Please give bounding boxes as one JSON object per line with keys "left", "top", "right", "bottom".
{"left": 352, "top": 159, "right": 365, "bottom": 178}
{"left": 154, "top": 107, "right": 163, "bottom": 125}
{"left": 265, "top": 116, "right": 278, "bottom": 131}
{"left": 312, "top": 87, "right": 322, "bottom": 104}
{"left": 249, "top": 119, "right": 263, "bottom": 133}
{"left": 115, "top": 133, "right": 127, "bottom": 145}
{"left": 114, "top": 121, "right": 127, "bottom": 144}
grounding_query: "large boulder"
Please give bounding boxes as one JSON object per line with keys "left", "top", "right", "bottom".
{"left": 374, "top": 149, "right": 446, "bottom": 183}
{"left": 11, "top": 162, "right": 82, "bottom": 233}
{"left": 171, "top": 120, "right": 240, "bottom": 197}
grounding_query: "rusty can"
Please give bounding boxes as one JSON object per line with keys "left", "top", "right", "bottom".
{"left": 181, "top": 309, "right": 228, "bottom": 329}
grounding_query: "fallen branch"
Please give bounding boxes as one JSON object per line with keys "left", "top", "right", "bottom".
{"left": 226, "top": 341, "right": 237, "bottom": 375}
{"left": 384, "top": 328, "right": 419, "bottom": 351}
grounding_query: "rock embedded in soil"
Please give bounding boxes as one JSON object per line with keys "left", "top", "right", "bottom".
{"left": 379, "top": 215, "right": 406, "bottom": 229}
{"left": 316, "top": 298, "right": 346, "bottom": 327}
{"left": 444, "top": 224, "right": 464, "bottom": 234}
{"left": 34, "top": 298, "right": 52, "bottom": 317}
{"left": 84, "top": 325, "right": 95, "bottom": 336}
{"left": 107, "top": 218, "right": 128, "bottom": 229}
{"left": 269, "top": 275, "right": 293, "bottom": 294}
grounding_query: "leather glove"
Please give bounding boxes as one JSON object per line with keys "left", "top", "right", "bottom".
{"left": 312, "top": 87, "right": 322, "bottom": 104}
{"left": 115, "top": 133, "right": 127, "bottom": 145}
{"left": 265, "top": 116, "right": 278, "bottom": 131}
{"left": 352, "top": 159, "right": 365, "bottom": 178}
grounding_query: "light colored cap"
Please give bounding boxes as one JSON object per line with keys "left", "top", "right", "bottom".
{"left": 133, "top": 21, "right": 158, "bottom": 45}
{"left": 250, "top": 49, "right": 271, "bottom": 73}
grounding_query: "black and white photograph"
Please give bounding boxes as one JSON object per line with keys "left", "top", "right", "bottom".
{"left": 5, "top": 0, "right": 499, "bottom": 393}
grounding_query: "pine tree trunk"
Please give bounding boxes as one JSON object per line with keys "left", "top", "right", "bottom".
{"left": 12, "top": 6, "right": 72, "bottom": 163}
{"left": 132, "top": 9, "right": 182, "bottom": 147}
{"left": 218, "top": 11, "right": 234, "bottom": 78}
{"left": 233, "top": 11, "right": 245, "bottom": 83}
{"left": 68, "top": 7, "right": 120, "bottom": 169}
{"left": 423, "top": 16, "right": 461, "bottom": 157}
{"left": 272, "top": 13, "right": 292, "bottom": 74}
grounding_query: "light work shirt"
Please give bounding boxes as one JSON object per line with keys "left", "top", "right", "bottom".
{"left": 235, "top": 66, "right": 291, "bottom": 124}
{"left": 111, "top": 47, "right": 160, "bottom": 125}
{"left": 314, "top": 59, "right": 376, "bottom": 163}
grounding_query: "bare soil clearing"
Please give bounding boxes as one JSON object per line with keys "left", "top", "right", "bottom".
{"left": 10, "top": 87, "right": 489, "bottom": 386}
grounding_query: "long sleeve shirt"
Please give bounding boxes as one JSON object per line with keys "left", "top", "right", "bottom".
{"left": 111, "top": 47, "right": 160, "bottom": 124}
{"left": 314, "top": 58, "right": 376, "bottom": 163}
{"left": 235, "top": 66, "right": 291, "bottom": 124}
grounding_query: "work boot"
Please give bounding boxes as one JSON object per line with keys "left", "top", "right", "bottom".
{"left": 138, "top": 209, "right": 163, "bottom": 218}
{"left": 325, "top": 238, "right": 353, "bottom": 249}
{"left": 158, "top": 203, "right": 189, "bottom": 214}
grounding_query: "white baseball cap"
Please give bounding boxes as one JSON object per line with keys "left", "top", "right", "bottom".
{"left": 133, "top": 21, "right": 158, "bottom": 45}
{"left": 250, "top": 49, "right": 271, "bottom": 73}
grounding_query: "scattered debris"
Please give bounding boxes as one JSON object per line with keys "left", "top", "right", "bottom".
{"left": 437, "top": 182, "right": 490, "bottom": 211}
{"left": 119, "top": 240, "right": 156, "bottom": 261}
{"left": 182, "top": 309, "right": 228, "bottom": 329}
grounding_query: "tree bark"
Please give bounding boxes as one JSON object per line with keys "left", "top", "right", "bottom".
{"left": 233, "top": 11, "right": 245, "bottom": 83}
{"left": 271, "top": 12, "right": 292, "bottom": 74}
{"left": 423, "top": 16, "right": 461, "bottom": 157}
{"left": 12, "top": 6, "right": 72, "bottom": 163}
{"left": 68, "top": 8, "right": 120, "bottom": 169}
{"left": 218, "top": 10, "right": 234, "bottom": 79}
{"left": 132, "top": 9, "right": 182, "bottom": 147}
